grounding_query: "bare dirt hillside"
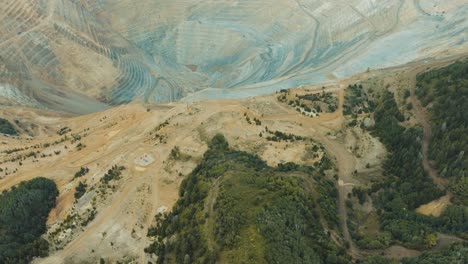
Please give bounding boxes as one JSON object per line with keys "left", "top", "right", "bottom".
{"left": 0, "top": 54, "right": 466, "bottom": 263}
{"left": 0, "top": 80, "right": 356, "bottom": 263}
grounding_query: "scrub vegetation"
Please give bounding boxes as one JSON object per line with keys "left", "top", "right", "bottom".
{"left": 145, "top": 134, "right": 349, "bottom": 264}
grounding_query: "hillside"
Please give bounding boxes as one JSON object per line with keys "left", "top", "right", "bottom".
{"left": 0, "top": 77, "right": 352, "bottom": 263}
{"left": 0, "top": 0, "right": 467, "bottom": 113}
{"left": 145, "top": 134, "right": 349, "bottom": 264}
{"left": 0, "top": 56, "right": 466, "bottom": 263}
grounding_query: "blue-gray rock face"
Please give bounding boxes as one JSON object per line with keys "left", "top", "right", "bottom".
{"left": 0, "top": 0, "right": 466, "bottom": 112}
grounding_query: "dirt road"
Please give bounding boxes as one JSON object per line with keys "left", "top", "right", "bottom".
{"left": 409, "top": 75, "right": 448, "bottom": 191}
{"left": 262, "top": 86, "right": 360, "bottom": 258}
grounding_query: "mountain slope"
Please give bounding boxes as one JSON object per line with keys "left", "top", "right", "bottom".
{"left": 0, "top": 56, "right": 466, "bottom": 263}
{"left": 145, "top": 134, "right": 348, "bottom": 264}
{"left": 0, "top": 0, "right": 467, "bottom": 112}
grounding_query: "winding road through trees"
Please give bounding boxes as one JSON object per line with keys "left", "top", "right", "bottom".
{"left": 409, "top": 75, "right": 449, "bottom": 191}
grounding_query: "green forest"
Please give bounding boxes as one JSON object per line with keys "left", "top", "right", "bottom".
{"left": 351, "top": 61, "right": 468, "bottom": 254}
{"left": 146, "top": 134, "right": 350, "bottom": 264}
{"left": 146, "top": 60, "right": 468, "bottom": 263}
{"left": 351, "top": 89, "right": 443, "bottom": 249}
{"left": 401, "top": 243, "right": 468, "bottom": 264}
{"left": 360, "top": 90, "right": 466, "bottom": 250}
{"left": 416, "top": 60, "right": 468, "bottom": 205}
{"left": 0, "top": 177, "right": 59, "bottom": 263}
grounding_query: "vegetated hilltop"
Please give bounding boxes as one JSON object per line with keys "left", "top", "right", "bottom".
{"left": 145, "top": 134, "right": 348, "bottom": 264}
{"left": 0, "top": 0, "right": 467, "bottom": 112}
{"left": 0, "top": 57, "right": 466, "bottom": 263}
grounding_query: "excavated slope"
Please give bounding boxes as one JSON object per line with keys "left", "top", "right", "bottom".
{"left": 0, "top": 0, "right": 467, "bottom": 112}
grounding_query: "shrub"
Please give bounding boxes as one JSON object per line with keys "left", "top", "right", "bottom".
{"left": 0, "top": 118, "right": 17, "bottom": 135}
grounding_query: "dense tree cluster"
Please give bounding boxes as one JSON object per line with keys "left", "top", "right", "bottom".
{"left": 402, "top": 242, "right": 468, "bottom": 264}
{"left": 360, "top": 75, "right": 467, "bottom": 249}
{"left": 0, "top": 177, "right": 58, "bottom": 263}
{"left": 316, "top": 177, "right": 339, "bottom": 227}
{"left": 416, "top": 60, "right": 468, "bottom": 205}
{"left": 277, "top": 89, "right": 338, "bottom": 116}
{"left": 146, "top": 134, "right": 349, "bottom": 263}
{"left": 372, "top": 90, "right": 443, "bottom": 209}
{"left": 358, "top": 255, "right": 394, "bottom": 264}
{"left": 265, "top": 129, "right": 304, "bottom": 142}
{"left": 74, "top": 181, "right": 87, "bottom": 200}
{"left": 0, "top": 118, "right": 18, "bottom": 136}
{"left": 73, "top": 167, "right": 89, "bottom": 180}
{"left": 298, "top": 90, "right": 338, "bottom": 112}
{"left": 56, "top": 127, "right": 71, "bottom": 136}
{"left": 343, "top": 84, "right": 376, "bottom": 116}
{"left": 100, "top": 165, "right": 125, "bottom": 184}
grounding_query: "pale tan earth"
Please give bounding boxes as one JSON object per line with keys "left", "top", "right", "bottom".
{"left": 1, "top": 90, "right": 345, "bottom": 263}
{"left": 0, "top": 0, "right": 467, "bottom": 111}
{"left": 416, "top": 194, "right": 452, "bottom": 217}
{"left": 0, "top": 53, "right": 466, "bottom": 263}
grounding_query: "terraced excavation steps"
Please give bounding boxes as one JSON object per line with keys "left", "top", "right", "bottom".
{"left": 0, "top": 0, "right": 466, "bottom": 112}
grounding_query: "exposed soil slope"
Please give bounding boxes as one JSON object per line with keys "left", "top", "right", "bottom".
{"left": 0, "top": 54, "right": 466, "bottom": 263}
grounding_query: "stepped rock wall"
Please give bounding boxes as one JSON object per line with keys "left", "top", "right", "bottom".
{"left": 0, "top": 0, "right": 466, "bottom": 112}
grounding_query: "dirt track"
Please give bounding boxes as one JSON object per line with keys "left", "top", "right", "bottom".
{"left": 1, "top": 53, "right": 467, "bottom": 263}
{"left": 408, "top": 71, "right": 448, "bottom": 191}
{"left": 262, "top": 85, "right": 361, "bottom": 257}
